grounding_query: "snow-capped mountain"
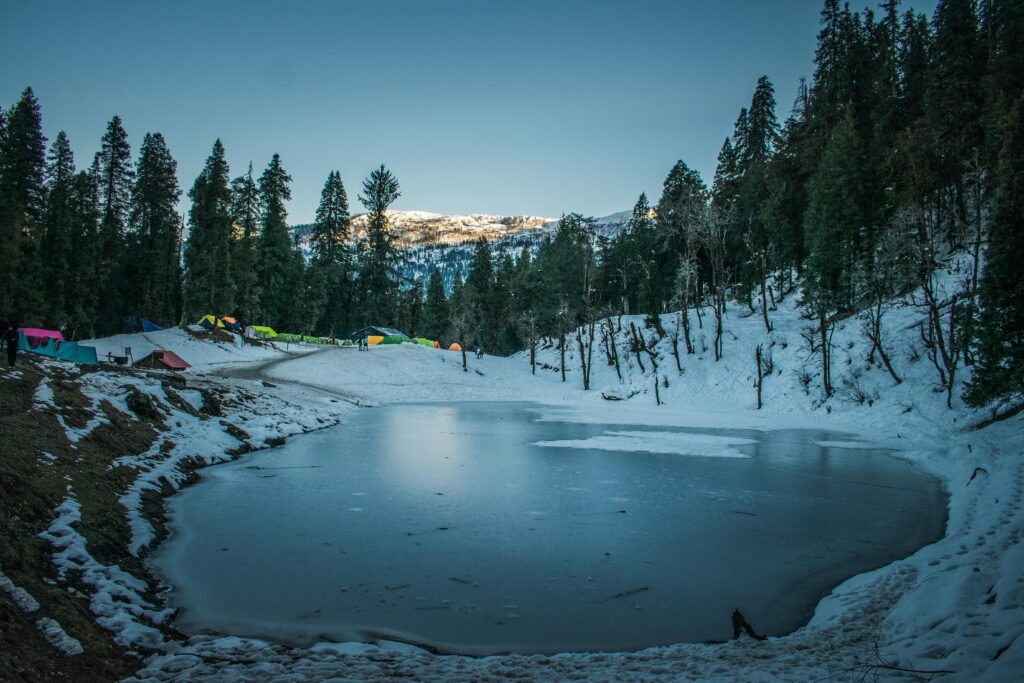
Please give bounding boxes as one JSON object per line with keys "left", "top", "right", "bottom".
{"left": 290, "top": 210, "right": 632, "bottom": 291}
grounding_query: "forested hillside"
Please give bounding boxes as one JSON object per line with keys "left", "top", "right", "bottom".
{"left": 1, "top": 0, "right": 1021, "bottom": 406}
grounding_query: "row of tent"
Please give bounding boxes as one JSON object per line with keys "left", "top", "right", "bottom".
{"left": 195, "top": 317, "right": 468, "bottom": 353}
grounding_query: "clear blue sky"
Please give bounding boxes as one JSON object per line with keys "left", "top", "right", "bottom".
{"left": 1, "top": 0, "right": 938, "bottom": 223}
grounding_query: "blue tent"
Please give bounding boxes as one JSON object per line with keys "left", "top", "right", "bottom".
{"left": 141, "top": 319, "right": 163, "bottom": 332}
{"left": 18, "top": 332, "right": 99, "bottom": 365}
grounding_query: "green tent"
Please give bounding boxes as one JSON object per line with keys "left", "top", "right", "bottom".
{"left": 380, "top": 335, "right": 414, "bottom": 345}
{"left": 414, "top": 337, "right": 435, "bottom": 347}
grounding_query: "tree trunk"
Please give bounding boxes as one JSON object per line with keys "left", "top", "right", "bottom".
{"left": 755, "top": 345, "right": 763, "bottom": 410}
{"left": 760, "top": 264, "right": 772, "bottom": 333}
{"left": 670, "top": 326, "right": 682, "bottom": 373}
{"left": 606, "top": 321, "right": 622, "bottom": 380}
{"left": 819, "top": 310, "right": 832, "bottom": 397}
{"left": 681, "top": 308, "right": 693, "bottom": 355}
{"left": 530, "top": 334, "right": 536, "bottom": 375}
{"left": 713, "top": 292, "right": 724, "bottom": 362}
{"left": 628, "top": 322, "right": 645, "bottom": 373}
{"left": 559, "top": 331, "right": 566, "bottom": 383}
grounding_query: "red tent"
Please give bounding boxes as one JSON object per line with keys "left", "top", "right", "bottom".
{"left": 134, "top": 349, "right": 190, "bottom": 371}
{"left": 21, "top": 327, "right": 64, "bottom": 341}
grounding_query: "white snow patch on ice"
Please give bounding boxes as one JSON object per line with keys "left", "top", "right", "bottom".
{"left": 534, "top": 430, "right": 755, "bottom": 458}
{"left": 815, "top": 439, "right": 879, "bottom": 449}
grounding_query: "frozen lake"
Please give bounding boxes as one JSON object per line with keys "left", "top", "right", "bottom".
{"left": 150, "top": 402, "right": 946, "bottom": 655}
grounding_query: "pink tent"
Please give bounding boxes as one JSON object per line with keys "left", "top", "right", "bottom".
{"left": 20, "top": 328, "right": 64, "bottom": 341}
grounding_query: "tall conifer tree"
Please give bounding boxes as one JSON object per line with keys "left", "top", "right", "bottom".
{"left": 256, "top": 153, "right": 298, "bottom": 327}
{"left": 230, "top": 163, "right": 262, "bottom": 323}
{"left": 0, "top": 87, "right": 46, "bottom": 320}
{"left": 183, "top": 140, "right": 234, "bottom": 321}
{"left": 40, "top": 131, "right": 76, "bottom": 325}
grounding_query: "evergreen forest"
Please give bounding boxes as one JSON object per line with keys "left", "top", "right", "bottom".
{"left": 1, "top": 0, "right": 1021, "bottom": 406}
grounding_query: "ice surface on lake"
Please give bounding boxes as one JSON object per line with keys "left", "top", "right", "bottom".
{"left": 150, "top": 402, "right": 945, "bottom": 655}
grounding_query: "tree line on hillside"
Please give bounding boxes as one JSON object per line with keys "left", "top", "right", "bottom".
{"left": 433, "top": 0, "right": 1024, "bottom": 408}
{"left": 0, "top": 0, "right": 1021, "bottom": 407}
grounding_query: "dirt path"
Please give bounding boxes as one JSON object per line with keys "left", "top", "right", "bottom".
{"left": 214, "top": 347, "right": 376, "bottom": 407}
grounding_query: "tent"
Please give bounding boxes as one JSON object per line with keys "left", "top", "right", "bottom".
{"left": 196, "top": 315, "right": 224, "bottom": 329}
{"left": 275, "top": 333, "right": 303, "bottom": 343}
{"left": 134, "top": 349, "right": 190, "bottom": 371}
{"left": 141, "top": 319, "right": 163, "bottom": 332}
{"left": 448, "top": 342, "right": 462, "bottom": 352}
{"left": 413, "top": 338, "right": 435, "bottom": 347}
{"left": 17, "top": 332, "right": 98, "bottom": 365}
{"left": 21, "top": 327, "right": 64, "bottom": 341}
{"left": 244, "top": 325, "right": 277, "bottom": 339}
{"left": 348, "top": 326, "right": 407, "bottom": 342}
{"left": 433, "top": 341, "right": 440, "bottom": 349}
{"left": 380, "top": 335, "right": 414, "bottom": 344}
{"left": 367, "top": 335, "right": 384, "bottom": 345}
{"left": 221, "top": 316, "right": 241, "bottom": 332}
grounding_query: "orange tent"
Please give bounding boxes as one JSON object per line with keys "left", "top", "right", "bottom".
{"left": 449, "top": 343, "right": 462, "bottom": 352}
{"left": 433, "top": 341, "right": 440, "bottom": 348}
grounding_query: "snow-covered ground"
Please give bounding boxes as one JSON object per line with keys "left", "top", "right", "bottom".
{"left": 26, "top": 276, "right": 1024, "bottom": 680}
{"left": 80, "top": 326, "right": 316, "bottom": 372}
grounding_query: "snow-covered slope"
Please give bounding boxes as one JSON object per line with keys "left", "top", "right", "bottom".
{"left": 80, "top": 327, "right": 316, "bottom": 372}
{"left": 62, "top": 264, "right": 1024, "bottom": 679}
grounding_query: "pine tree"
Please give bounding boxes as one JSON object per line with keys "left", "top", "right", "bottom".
{"left": 40, "top": 131, "right": 76, "bottom": 325}
{"left": 64, "top": 161, "right": 103, "bottom": 337}
{"left": 422, "top": 270, "right": 449, "bottom": 341}
{"left": 309, "top": 170, "right": 353, "bottom": 335}
{"left": 183, "top": 140, "right": 234, "bottom": 321}
{"left": 230, "top": 163, "right": 262, "bottom": 323}
{"left": 128, "top": 132, "right": 181, "bottom": 325}
{"left": 746, "top": 76, "right": 780, "bottom": 164}
{"left": 655, "top": 161, "right": 707, "bottom": 314}
{"left": 927, "top": 0, "right": 985, "bottom": 230}
{"left": 803, "top": 111, "right": 864, "bottom": 396}
{"left": 310, "top": 171, "right": 350, "bottom": 266}
{"left": 966, "top": 96, "right": 1024, "bottom": 404}
{"left": 256, "top": 153, "right": 299, "bottom": 328}
{"left": 356, "top": 165, "right": 402, "bottom": 326}
{"left": 94, "top": 115, "right": 134, "bottom": 332}
{"left": 0, "top": 87, "right": 46, "bottom": 321}
{"left": 465, "top": 237, "right": 494, "bottom": 348}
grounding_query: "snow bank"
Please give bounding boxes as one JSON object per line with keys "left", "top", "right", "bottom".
{"left": 35, "top": 617, "right": 84, "bottom": 656}
{"left": 0, "top": 565, "right": 40, "bottom": 613}
{"left": 38, "top": 496, "right": 171, "bottom": 650}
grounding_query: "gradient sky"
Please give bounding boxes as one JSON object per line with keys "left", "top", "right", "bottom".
{"left": 1, "top": 0, "right": 938, "bottom": 224}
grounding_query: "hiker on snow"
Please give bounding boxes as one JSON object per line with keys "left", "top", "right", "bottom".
{"left": 731, "top": 609, "right": 767, "bottom": 641}
{"left": 5, "top": 322, "right": 19, "bottom": 368}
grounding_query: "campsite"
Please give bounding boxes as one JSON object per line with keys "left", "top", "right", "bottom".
{"left": 3, "top": 0, "right": 1024, "bottom": 681}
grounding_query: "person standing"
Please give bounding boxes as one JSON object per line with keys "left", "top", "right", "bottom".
{"left": 0, "top": 316, "right": 9, "bottom": 352}
{"left": 731, "top": 609, "right": 767, "bottom": 640}
{"left": 5, "top": 322, "right": 19, "bottom": 368}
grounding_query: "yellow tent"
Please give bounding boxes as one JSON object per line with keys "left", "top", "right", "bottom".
{"left": 367, "top": 335, "right": 384, "bottom": 345}
{"left": 449, "top": 342, "right": 462, "bottom": 352}
{"left": 196, "top": 315, "right": 224, "bottom": 329}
